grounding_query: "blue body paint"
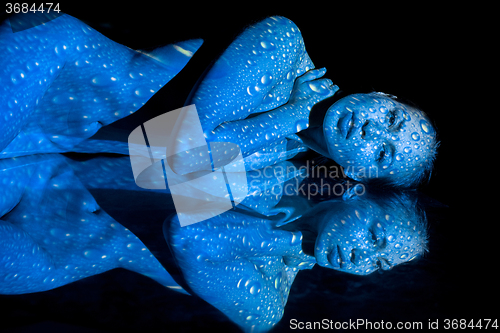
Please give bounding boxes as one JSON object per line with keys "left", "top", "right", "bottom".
{"left": 0, "top": 13, "right": 202, "bottom": 158}
{"left": 0, "top": 154, "right": 187, "bottom": 295}
{"left": 0, "top": 12, "right": 436, "bottom": 332}
{"left": 166, "top": 181, "right": 428, "bottom": 332}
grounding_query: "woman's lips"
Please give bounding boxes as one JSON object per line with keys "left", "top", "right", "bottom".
{"left": 338, "top": 111, "right": 355, "bottom": 139}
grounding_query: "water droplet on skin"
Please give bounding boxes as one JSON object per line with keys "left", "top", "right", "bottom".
{"left": 26, "top": 60, "right": 40, "bottom": 71}
{"left": 411, "top": 132, "right": 420, "bottom": 141}
{"left": 11, "top": 69, "right": 26, "bottom": 84}
{"left": 247, "top": 281, "right": 262, "bottom": 295}
{"left": 290, "top": 232, "right": 302, "bottom": 246}
{"left": 127, "top": 242, "right": 141, "bottom": 250}
{"left": 7, "top": 97, "right": 18, "bottom": 109}
{"left": 308, "top": 82, "right": 330, "bottom": 95}
{"left": 379, "top": 107, "right": 388, "bottom": 114}
{"left": 400, "top": 253, "right": 409, "bottom": 259}
{"left": 403, "top": 111, "right": 411, "bottom": 121}
{"left": 54, "top": 43, "right": 67, "bottom": 56}
{"left": 43, "top": 277, "right": 53, "bottom": 284}
{"left": 129, "top": 71, "right": 143, "bottom": 79}
{"left": 394, "top": 243, "right": 402, "bottom": 249}
{"left": 261, "top": 93, "right": 274, "bottom": 104}
{"left": 83, "top": 249, "right": 104, "bottom": 260}
{"left": 387, "top": 235, "right": 395, "bottom": 242}
{"left": 49, "top": 66, "right": 60, "bottom": 76}
{"left": 403, "top": 147, "right": 412, "bottom": 154}
{"left": 260, "top": 73, "right": 273, "bottom": 86}
{"left": 50, "top": 228, "right": 72, "bottom": 238}
{"left": 420, "top": 119, "right": 433, "bottom": 135}
{"left": 260, "top": 40, "right": 276, "bottom": 50}
{"left": 246, "top": 85, "right": 257, "bottom": 96}
{"left": 52, "top": 92, "right": 77, "bottom": 104}
{"left": 395, "top": 153, "right": 404, "bottom": 161}
{"left": 295, "top": 120, "right": 308, "bottom": 132}
{"left": 134, "top": 86, "right": 156, "bottom": 98}
{"left": 91, "top": 74, "right": 118, "bottom": 86}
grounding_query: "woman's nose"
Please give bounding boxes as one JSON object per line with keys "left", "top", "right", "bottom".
{"left": 360, "top": 120, "right": 393, "bottom": 141}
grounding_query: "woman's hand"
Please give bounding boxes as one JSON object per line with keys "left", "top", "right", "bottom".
{"left": 287, "top": 68, "right": 339, "bottom": 118}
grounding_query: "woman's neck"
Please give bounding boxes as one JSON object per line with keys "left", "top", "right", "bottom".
{"left": 296, "top": 89, "right": 348, "bottom": 158}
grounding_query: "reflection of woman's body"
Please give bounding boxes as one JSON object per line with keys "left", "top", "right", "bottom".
{"left": 0, "top": 154, "right": 187, "bottom": 295}
{"left": 166, "top": 183, "right": 428, "bottom": 332}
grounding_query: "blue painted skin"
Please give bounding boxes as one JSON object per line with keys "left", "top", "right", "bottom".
{"left": 166, "top": 184, "right": 428, "bottom": 332}
{"left": 0, "top": 12, "right": 202, "bottom": 158}
{"left": 318, "top": 92, "right": 439, "bottom": 187}
{"left": 170, "top": 16, "right": 438, "bottom": 188}
{"left": 0, "top": 154, "right": 187, "bottom": 295}
{"left": 0, "top": 13, "right": 436, "bottom": 188}
{"left": 0, "top": 12, "right": 433, "bottom": 331}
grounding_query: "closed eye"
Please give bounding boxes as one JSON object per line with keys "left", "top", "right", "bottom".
{"left": 375, "top": 142, "right": 394, "bottom": 164}
{"left": 386, "top": 109, "right": 405, "bottom": 131}
{"left": 370, "top": 223, "right": 386, "bottom": 248}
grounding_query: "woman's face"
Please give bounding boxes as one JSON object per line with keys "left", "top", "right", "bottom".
{"left": 323, "top": 93, "right": 436, "bottom": 184}
{"left": 314, "top": 199, "right": 427, "bottom": 275}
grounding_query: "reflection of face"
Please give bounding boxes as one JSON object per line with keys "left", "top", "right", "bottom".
{"left": 317, "top": 199, "right": 427, "bottom": 275}
{"left": 323, "top": 93, "right": 437, "bottom": 184}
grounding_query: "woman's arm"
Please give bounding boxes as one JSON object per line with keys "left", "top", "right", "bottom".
{"left": 168, "top": 16, "right": 337, "bottom": 174}
{"left": 206, "top": 68, "right": 337, "bottom": 157}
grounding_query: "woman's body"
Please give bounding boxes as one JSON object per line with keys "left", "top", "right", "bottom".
{"left": 1, "top": 13, "right": 437, "bottom": 188}
{"left": 170, "top": 16, "right": 438, "bottom": 188}
{"left": 0, "top": 12, "right": 202, "bottom": 158}
{"left": 170, "top": 16, "right": 337, "bottom": 174}
{"left": 0, "top": 154, "right": 187, "bottom": 295}
{"left": 166, "top": 179, "right": 429, "bottom": 332}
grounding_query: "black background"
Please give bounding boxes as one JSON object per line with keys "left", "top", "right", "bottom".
{"left": 0, "top": 3, "right": 490, "bottom": 332}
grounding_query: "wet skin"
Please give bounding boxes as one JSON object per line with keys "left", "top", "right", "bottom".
{"left": 0, "top": 13, "right": 436, "bottom": 189}
{"left": 0, "top": 154, "right": 187, "bottom": 295}
{"left": 167, "top": 185, "right": 427, "bottom": 332}
{"left": 322, "top": 93, "right": 437, "bottom": 185}
{"left": 0, "top": 12, "right": 202, "bottom": 158}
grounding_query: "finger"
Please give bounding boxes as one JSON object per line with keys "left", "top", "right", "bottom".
{"left": 295, "top": 67, "right": 327, "bottom": 84}
{"left": 307, "top": 79, "right": 334, "bottom": 96}
{"left": 314, "top": 237, "right": 335, "bottom": 268}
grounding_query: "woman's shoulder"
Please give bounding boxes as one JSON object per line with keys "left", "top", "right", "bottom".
{"left": 239, "top": 15, "right": 305, "bottom": 47}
